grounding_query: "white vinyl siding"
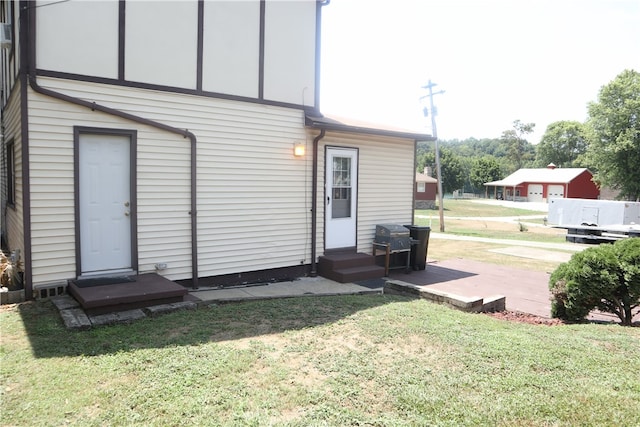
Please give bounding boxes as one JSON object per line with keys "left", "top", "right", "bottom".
{"left": 2, "top": 79, "right": 25, "bottom": 259}
{"left": 27, "top": 77, "right": 417, "bottom": 286}
{"left": 28, "top": 77, "right": 313, "bottom": 284}
{"left": 316, "top": 132, "right": 414, "bottom": 254}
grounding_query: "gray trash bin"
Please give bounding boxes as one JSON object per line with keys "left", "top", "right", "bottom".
{"left": 405, "top": 225, "right": 431, "bottom": 270}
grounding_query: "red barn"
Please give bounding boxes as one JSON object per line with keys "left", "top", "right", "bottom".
{"left": 484, "top": 164, "right": 599, "bottom": 202}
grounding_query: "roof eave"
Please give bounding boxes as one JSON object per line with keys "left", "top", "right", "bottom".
{"left": 305, "top": 115, "right": 436, "bottom": 142}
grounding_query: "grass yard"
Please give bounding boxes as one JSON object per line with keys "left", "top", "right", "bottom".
{"left": 415, "top": 199, "right": 573, "bottom": 272}
{"left": 415, "top": 199, "right": 566, "bottom": 244}
{"left": 417, "top": 217, "right": 568, "bottom": 244}
{"left": 2, "top": 296, "right": 640, "bottom": 426}
{"left": 419, "top": 199, "right": 546, "bottom": 217}
{"left": 3, "top": 199, "right": 632, "bottom": 426}
{"left": 426, "top": 239, "right": 570, "bottom": 273}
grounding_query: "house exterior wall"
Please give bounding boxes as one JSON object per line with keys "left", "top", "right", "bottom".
{"left": 36, "top": 1, "right": 119, "bottom": 79}
{"left": 1, "top": 0, "right": 19, "bottom": 107}
{"left": 317, "top": 132, "right": 415, "bottom": 254}
{"left": 263, "top": 0, "right": 316, "bottom": 106}
{"left": 414, "top": 181, "right": 436, "bottom": 209}
{"left": 125, "top": 1, "right": 198, "bottom": 88}
{"left": 8, "top": 0, "right": 422, "bottom": 291}
{"left": 1, "top": 79, "right": 25, "bottom": 258}
{"left": 35, "top": 0, "right": 316, "bottom": 108}
{"left": 566, "top": 170, "right": 599, "bottom": 199}
{"left": 415, "top": 182, "right": 437, "bottom": 201}
{"left": 202, "top": 1, "right": 260, "bottom": 97}
{"left": 27, "top": 77, "right": 316, "bottom": 286}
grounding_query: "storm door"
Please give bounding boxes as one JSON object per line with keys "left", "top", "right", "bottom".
{"left": 325, "top": 147, "right": 358, "bottom": 250}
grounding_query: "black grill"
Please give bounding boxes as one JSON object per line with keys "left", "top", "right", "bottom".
{"left": 374, "top": 224, "right": 411, "bottom": 251}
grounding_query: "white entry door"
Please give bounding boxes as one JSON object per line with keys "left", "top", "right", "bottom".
{"left": 325, "top": 147, "right": 358, "bottom": 250}
{"left": 79, "top": 134, "right": 132, "bottom": 275}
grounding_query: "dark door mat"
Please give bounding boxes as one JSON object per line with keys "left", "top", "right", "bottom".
{"left": 71, "top": 276, "right": 135, "bottom": 288}
{"left": 354, "top": 278, "right": 387, "bottom": 289}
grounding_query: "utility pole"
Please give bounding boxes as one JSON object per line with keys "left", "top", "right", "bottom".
{"left": 422, "top": 80, "right": 446, "bottom": 232}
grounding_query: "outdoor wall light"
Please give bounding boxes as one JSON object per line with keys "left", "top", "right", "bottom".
{"left": 293, "top": 142, "right": 306, "bottom": 157}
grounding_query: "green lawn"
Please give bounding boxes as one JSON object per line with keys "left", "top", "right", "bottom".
{"left": 415, "top": 199, "right": 567, "bottom": 244}
{"left": 2, "top": 296, "right": 639, "bottom": 426}
{"left": 418, "top": 199, "right": 546, "bottom": 217}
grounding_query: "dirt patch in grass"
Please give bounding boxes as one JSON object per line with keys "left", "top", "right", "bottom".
{"left": 485, "top": 310, "right": 566, "bottom": 326}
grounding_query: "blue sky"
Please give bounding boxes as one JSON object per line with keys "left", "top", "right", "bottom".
{"left": 319, "top": 0, "right": 640, "bottom": 144}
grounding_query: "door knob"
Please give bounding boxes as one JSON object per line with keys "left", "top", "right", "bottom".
{"left": 124, "top": 211, "right": 130, "bottom": 216}
{"left": 124, "top": 201, "right": 130, "bottom": 207}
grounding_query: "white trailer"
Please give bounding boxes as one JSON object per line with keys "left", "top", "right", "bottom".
{"left": 548, "top": 198, "right": 640, "bottom": 227}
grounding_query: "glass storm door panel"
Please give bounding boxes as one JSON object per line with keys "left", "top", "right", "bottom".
{"left": 325, "top": 147, "right": 358, "bottom": 249}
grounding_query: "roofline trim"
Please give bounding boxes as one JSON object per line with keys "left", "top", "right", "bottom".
{"left": 305, "top": 115, "right": 436, "bottom": 142}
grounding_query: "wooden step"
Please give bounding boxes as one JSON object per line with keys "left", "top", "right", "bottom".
{"left": 322, "top": 265, "right": 386, "bottom": 283}
{"left": 318, "top": 252, "right": 376, "bottom": 270}
{"left": 67, "top": 273, "right": 188, "bottom": 315}
{"left": 318, "top": 252, "right": 385, "bottom": 283}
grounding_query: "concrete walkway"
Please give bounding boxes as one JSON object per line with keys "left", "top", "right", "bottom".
{"left": 388, "top": 259, "right": 553, "bottom": 318}
{"left": 53, "top": 198, "right": 621, "bottom": 328}
{"left": 54, "top": 249, "right": 622, "bottom": 330}
{"left": 182, "top": 229, "right": 600, "bottom": 321}
{"left": 184, "top": 259, "right": 557, "bottom": 317}
{"left": 187, "top": 276, "right": 381, "bottom": 303}
{"left": 52, "top": 276, "right": 384, "bottom": 330}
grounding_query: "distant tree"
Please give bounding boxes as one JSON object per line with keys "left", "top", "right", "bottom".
{"left": 458, "top": 156, "right": 475, "bottom": 193}
{"left": 535, "top": 121, "right": 588, "bottom": 168}
{"left": 500, "top": 120, "right": 536, "bottom": 171}
{"left": 438, "top": 148, "right": 465, "bottom": 193}
{"left": 586, "top": 69, "right": 640, "bottom": 200}
{"left": 417, "top": 146, "right": 465, "bottom": 194}
{"left": 416, "top": 149, "right": 434, "bottom": 175}
{"left": 470, "top": 156, "right": 502, "bottom": 192}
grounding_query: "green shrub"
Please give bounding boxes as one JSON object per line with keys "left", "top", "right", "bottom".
{"left": 549, "top": 238, "right": 640, "bottom": 326}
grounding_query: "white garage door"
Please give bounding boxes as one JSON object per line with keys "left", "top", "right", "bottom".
{"left": 548, "top": 185, "right": 565, "bottom": 199}
{"left": 527, "top": 184, "right": 543, "bottom": 202}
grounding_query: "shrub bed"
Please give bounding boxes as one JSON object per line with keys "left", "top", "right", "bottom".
{"left": 549, "top": 237, "right": 640, "bottom": 326}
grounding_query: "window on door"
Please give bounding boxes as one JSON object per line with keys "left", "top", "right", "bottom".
{"left": 332, "top": 156, "right": 351, "bottom": 218}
